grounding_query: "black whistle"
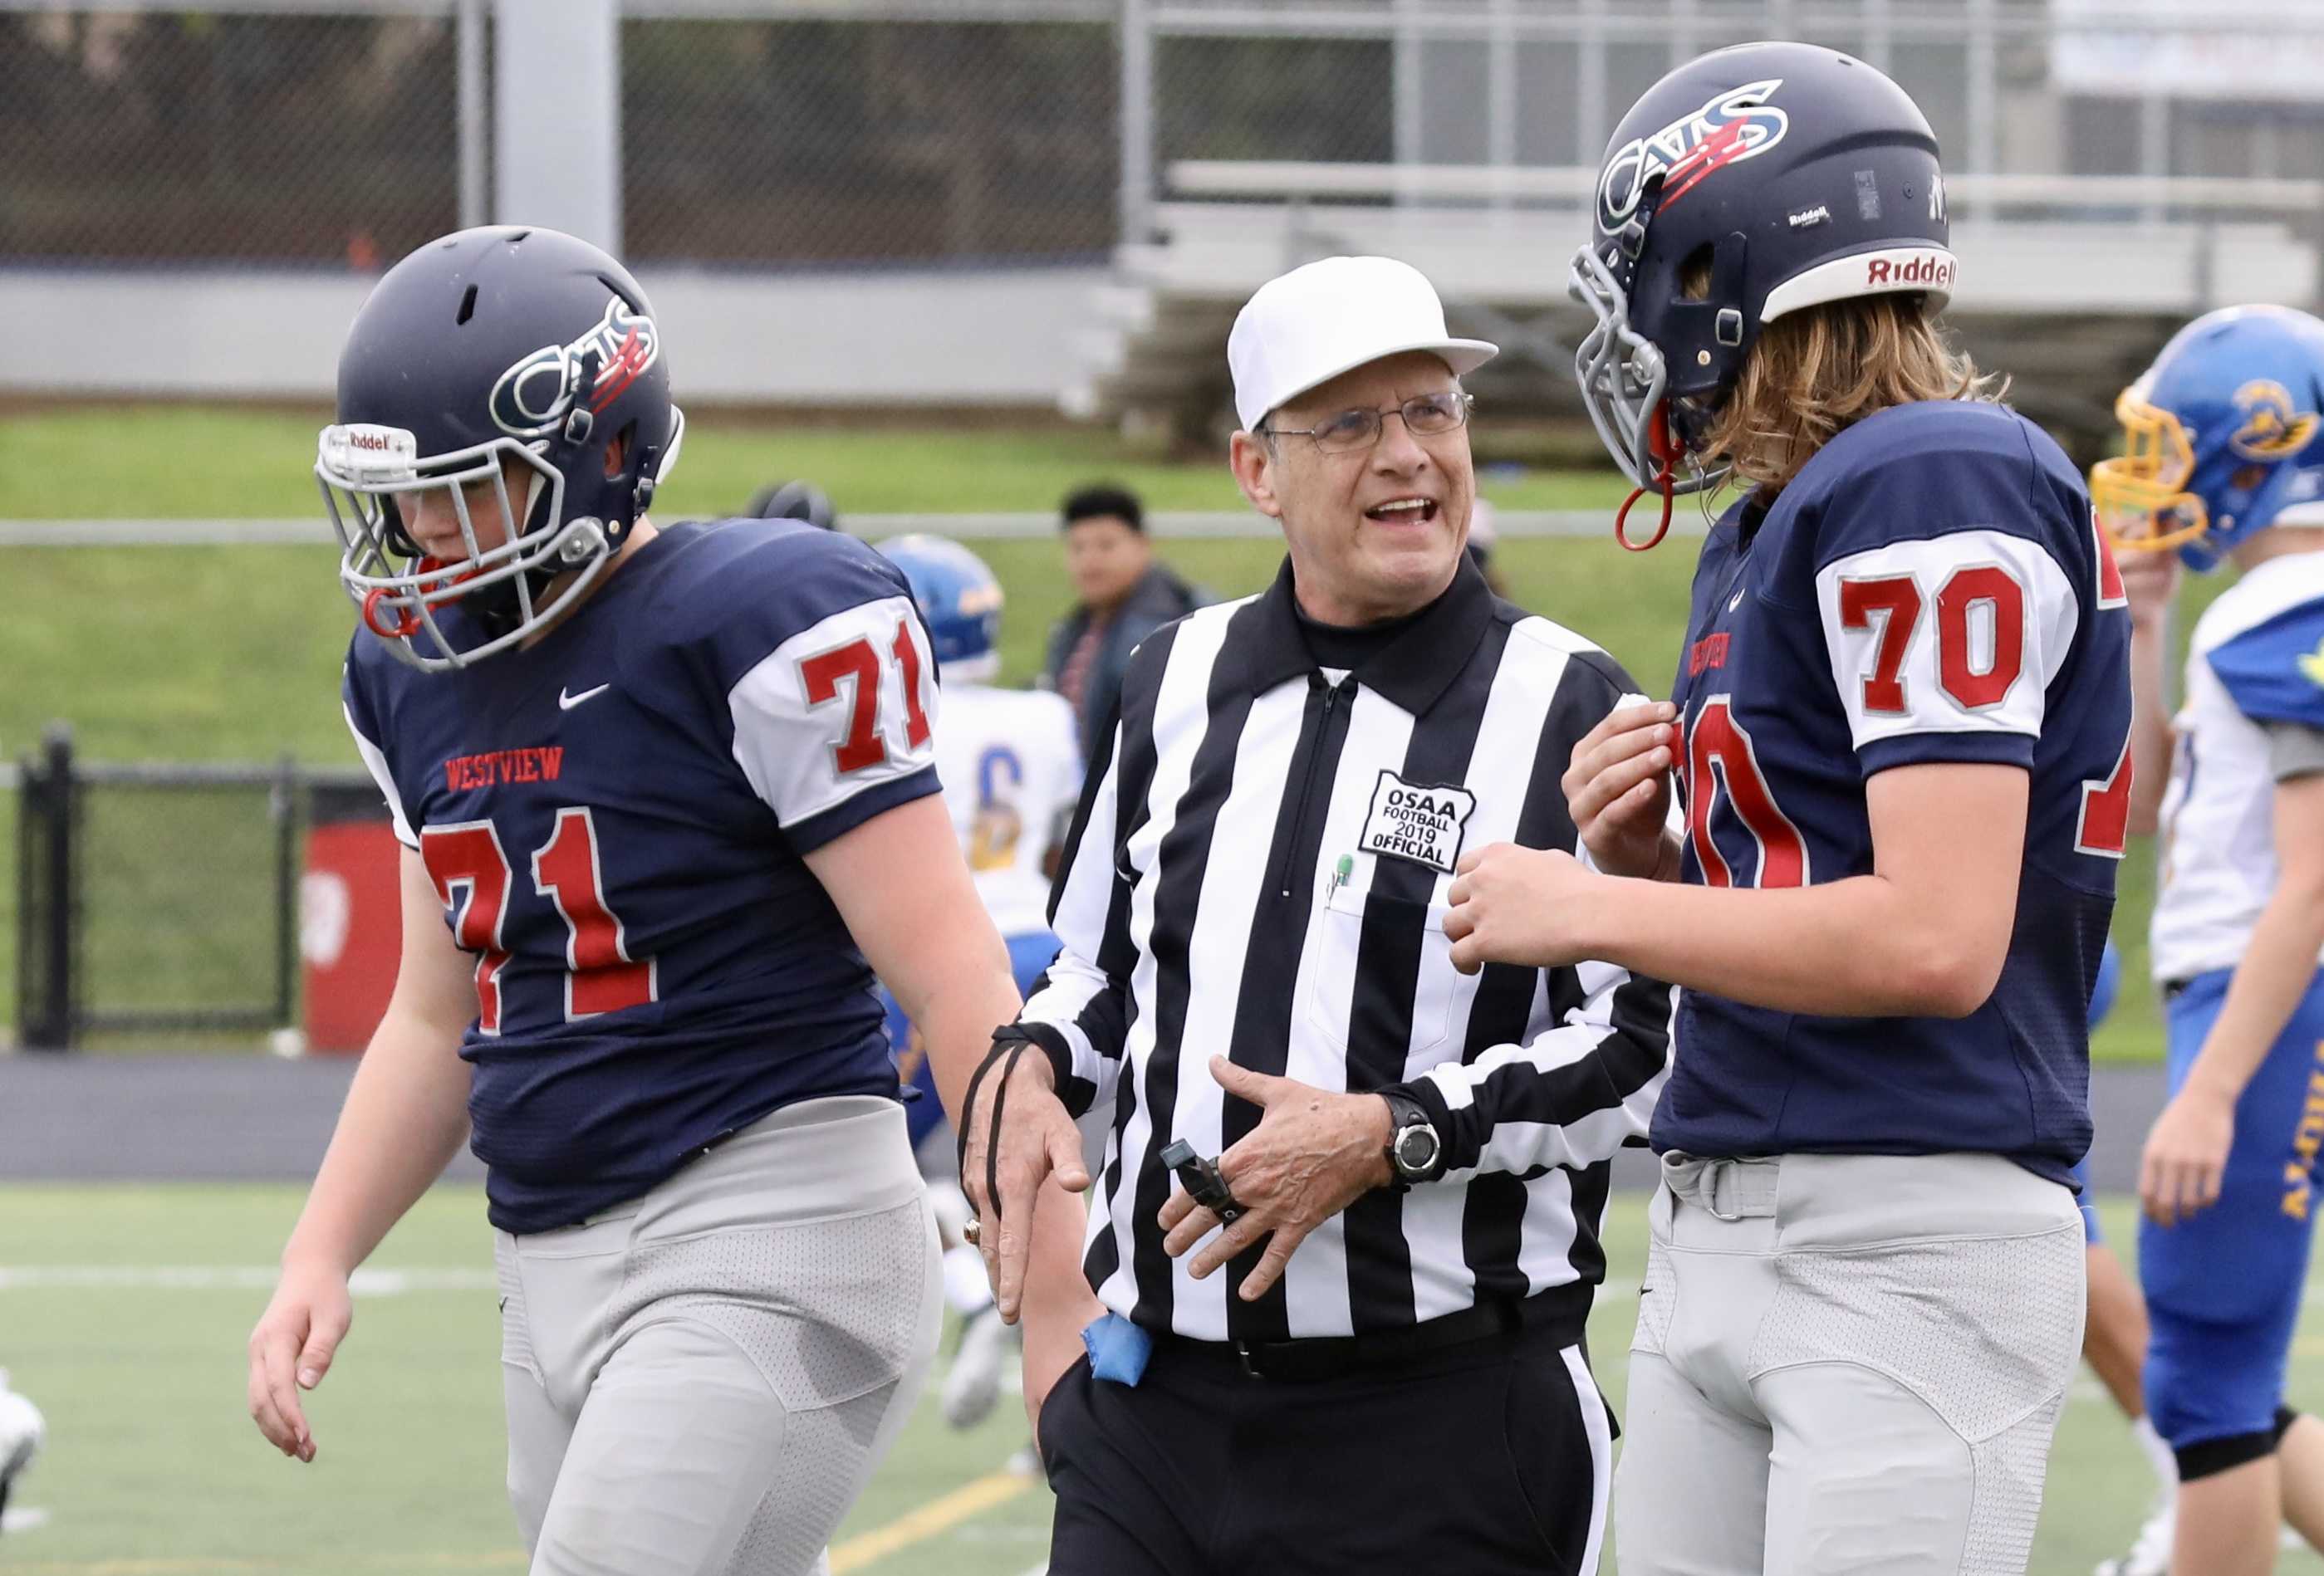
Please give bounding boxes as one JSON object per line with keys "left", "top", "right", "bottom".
{"left": 1160, "top": 1138, "right": 1243, "bottom": 1224}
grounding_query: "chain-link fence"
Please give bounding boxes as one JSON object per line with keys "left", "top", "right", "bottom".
{"left": 621, "top": 17, "right": 1118, "bottom": 264}
{"left": 2, "top": 7, "right": 468, "bottom": 265}
{"left": 12, "top": 2, "right": 2324, "bottom": 269}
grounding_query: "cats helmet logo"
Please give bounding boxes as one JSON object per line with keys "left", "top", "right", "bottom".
{"left": 1600, "top": 79, "right": 1790, "bottom": 233}
{"left": 488, "top": 297, "right": 659, "bottom": 442}
{"left": 2228, "top": 379, "right": 2320, "bottom": 463}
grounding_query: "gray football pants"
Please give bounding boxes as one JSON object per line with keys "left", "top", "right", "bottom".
{"left": 493, "top": 1095, "right": 943, "bottom": 1576}
{"left": 1614, "top": 1152, "right": 2085, "bottom": 1576}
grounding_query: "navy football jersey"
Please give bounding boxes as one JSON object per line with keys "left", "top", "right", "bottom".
{"left": 1659, "top": 400, "right": 2132, "bottom": 1182}
{"left": 342, "top": 518, "right": 944, "bottom": 1231}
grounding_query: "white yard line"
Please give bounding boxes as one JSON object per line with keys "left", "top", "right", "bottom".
{"left": 0, "top": 1266, "right": 493, "bottom": 1295}
{"left": 0, "top": 1268, "right": 1635, "bottom": 1301}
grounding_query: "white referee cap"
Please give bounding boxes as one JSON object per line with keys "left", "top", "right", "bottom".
{"left": 1228, "top": 256, "right": 1498, "bottom": 433}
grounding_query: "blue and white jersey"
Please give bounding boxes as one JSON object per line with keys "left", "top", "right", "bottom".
{"left": 1659, "top": 400, "right": 2132, "bottom": 1184}
{"left": 2151, "top": 546, "right": 2324, "bottom": 983}
{"left": 932, "top": 683, "right": 1081, "bottom": 939}
{"left": 342, "top": 518, "right": 942, "bottom": 1232}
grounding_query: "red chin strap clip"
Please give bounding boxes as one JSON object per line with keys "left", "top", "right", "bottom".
{"left": 1615, "top": 401, "right": 1679, "bottom": 553}
{"left": 361, "top": 557, "right": 478, "bottom": 641}
{"left": 362, "top": 587, "right": 420, "bottom": 639}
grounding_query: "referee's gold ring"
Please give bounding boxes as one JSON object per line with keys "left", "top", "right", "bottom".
{"left": 963, "top": 1216, "right": 983, "bottom": 1246}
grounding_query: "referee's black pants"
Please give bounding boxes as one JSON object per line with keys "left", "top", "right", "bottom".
{"left": 1038, "top": 1309, "right": 1613, "bottom": 1576}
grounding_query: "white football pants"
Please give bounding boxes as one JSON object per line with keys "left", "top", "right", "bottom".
{"left": 1613, "top": 1151, "right": 2084, "bottom": 1576}
{"left": 494, "top": 1095, "right": 942, "bottom": 1576}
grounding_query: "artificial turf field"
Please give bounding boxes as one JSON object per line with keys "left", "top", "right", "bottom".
{"left": 1, "top": 1182, "right": 2315, "bottom": 1576}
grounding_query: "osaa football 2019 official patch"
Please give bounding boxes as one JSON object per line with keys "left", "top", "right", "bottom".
{"left": 1359, "top": 770, "right": 1477, "bottom": 876}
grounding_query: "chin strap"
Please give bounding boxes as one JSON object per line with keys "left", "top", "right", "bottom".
{"left": 361, "top": 557, "right": 478, "bottom": 639}
{"left": 1615, "top": 400, "right": 1679, "bottom": 553}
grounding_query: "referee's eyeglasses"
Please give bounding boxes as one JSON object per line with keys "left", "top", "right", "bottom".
{"left": 1261, "top": 392, "right": 1473, "bottom": 455}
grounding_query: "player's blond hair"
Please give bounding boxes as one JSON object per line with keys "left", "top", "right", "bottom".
{"left": 1686, "top": 262, "right": 2004, "bottom": 492}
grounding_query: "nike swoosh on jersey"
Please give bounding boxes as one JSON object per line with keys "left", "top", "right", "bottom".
{"left": 558, "top": 683, "right": 612, "bottom": 710}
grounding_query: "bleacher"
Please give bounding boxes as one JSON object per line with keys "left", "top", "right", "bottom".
{"left": 1073, "top": 161, "right": 2324, "bottom": 452}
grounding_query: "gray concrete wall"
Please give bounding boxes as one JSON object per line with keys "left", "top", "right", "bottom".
{"left": 0, "top": 265, "right": 1109, "bottom": 406}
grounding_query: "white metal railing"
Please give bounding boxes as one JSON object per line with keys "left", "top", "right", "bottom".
{"left": 1166, "top": 161, "right": 2324, "bottom": 223}
{"left": 0, "top": 511, "right": 1635, "bottom": 545}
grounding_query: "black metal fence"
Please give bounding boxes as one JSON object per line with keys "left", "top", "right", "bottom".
{"left": 13, "top": 726, "right": 376, "bottom": 1050}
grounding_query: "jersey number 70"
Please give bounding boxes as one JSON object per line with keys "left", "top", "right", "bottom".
{"left": 1838, "top": 567, "right": 2132, "bottom": 859}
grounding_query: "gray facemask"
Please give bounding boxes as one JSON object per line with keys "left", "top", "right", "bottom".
{"left": 316, "top": 414, "right": 682, "bottom": 673}
{"left": 1568, "top": 243, "right": 1728, "bottom": 503}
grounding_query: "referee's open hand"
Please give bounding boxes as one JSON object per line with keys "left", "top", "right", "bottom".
{"left": 959, "top": 1053, "right": 1091, "bottom": 1325}
{"left": 1444, "top": 842, "right": 1603, "bottom": 974}
{"left": 1158, "top": 1056, "right": 1395, "bottom": 1302}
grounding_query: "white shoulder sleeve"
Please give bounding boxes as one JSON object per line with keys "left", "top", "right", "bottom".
{"left": 727, "top": 594, "right": 941, "bottom": 826}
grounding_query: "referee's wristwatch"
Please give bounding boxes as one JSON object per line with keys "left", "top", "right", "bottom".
{"left": 1379, "top": 1090, "right": 1444, "bottom": 1187}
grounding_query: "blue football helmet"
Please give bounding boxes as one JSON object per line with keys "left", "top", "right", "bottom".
{"left": 1570, "top": 42, "right": 1954, "bottom": 542}
{"left": 2091, "top": 305, "right": 2324, "bottom": 573}
{"left": 318, "top": 226, "right": 685, "bottom": 671}
{"left": 875, "top": 535, "right": 1003, "bottom": 682}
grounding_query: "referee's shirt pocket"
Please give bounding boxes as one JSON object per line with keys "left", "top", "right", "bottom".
{"left": 1304, "top": 883, "right": 1460, "bottom": 1058}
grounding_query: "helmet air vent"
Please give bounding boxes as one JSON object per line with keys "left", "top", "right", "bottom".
{"left": 457, "top": 285, "right": 478, "bottom": 325}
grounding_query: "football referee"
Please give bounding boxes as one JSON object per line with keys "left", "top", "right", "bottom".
{"left": 956, "top": 256, "right": 1674, "bottom": 1576}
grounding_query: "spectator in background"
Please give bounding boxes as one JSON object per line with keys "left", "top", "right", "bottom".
{"left": 1042, "top": 484, "right": 1206, "bottom": 756}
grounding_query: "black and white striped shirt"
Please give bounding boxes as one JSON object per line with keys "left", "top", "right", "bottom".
{"left": 1018, "top": 557, "right": 1674, "bottom": 1343}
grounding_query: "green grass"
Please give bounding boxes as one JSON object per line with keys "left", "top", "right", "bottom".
{"left": 0, "top": 404, "right": 2193, "bottom": 1060}
{"left": 0, "top": 1182, "right": 2307, "bottom": 1574}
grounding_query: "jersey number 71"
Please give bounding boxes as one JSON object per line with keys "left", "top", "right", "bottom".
{"left": 798, "top": 619, "right": 933, "bottom": 776}
{"left": 421, "top": 807, "right": 656, "bottom": 1033}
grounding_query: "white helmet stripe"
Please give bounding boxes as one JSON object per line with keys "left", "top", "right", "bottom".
{"left": 1759, "top": 246, "right": 1959, "bottom": 324}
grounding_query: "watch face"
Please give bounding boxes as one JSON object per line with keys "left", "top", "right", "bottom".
{"left": 1395, "top": 1125, "right": 1439, "bottom": 1174}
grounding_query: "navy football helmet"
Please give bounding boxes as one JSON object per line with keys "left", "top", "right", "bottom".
{"left": 2092, "top": 305, "right": 2324, "bottom": 572}
{"left": 748, "top": 479, "right": 838, "bottom": 531}
{"left": 1570, "top": 42, "right": 1954, "bottom": 546}
{"left": 875, "top": 534, "right": 1004, "bottom": 682}
{"left": 318, "top": 226, "right": 685, "bottom": 670}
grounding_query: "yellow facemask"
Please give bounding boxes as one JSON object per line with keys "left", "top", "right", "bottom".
{"left": 2090, "top": 389, "right": 2209, "bottom": 553}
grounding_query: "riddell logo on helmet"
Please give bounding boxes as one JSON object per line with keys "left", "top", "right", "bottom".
{"left": 1865, "top": 252, "right": 1955, "bottom": 290}
{"left": 347, "top": 431, "right": 392, "bottom": 451}
{"left": 1599, "top": 79, "right": 1789, "bottom": 232}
